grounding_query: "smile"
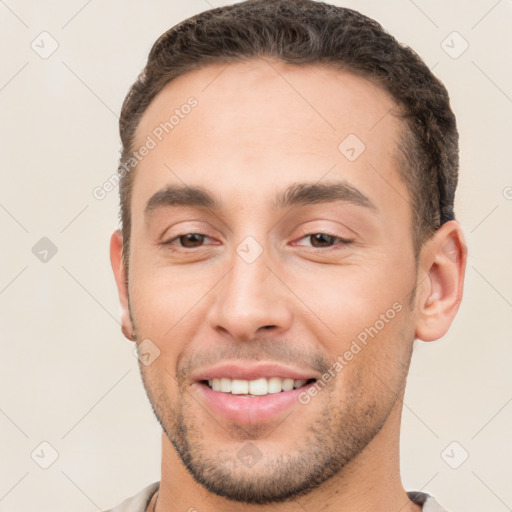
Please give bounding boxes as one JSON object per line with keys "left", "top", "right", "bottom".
{"left": 196, "top": 378, "right": 318, "bottom": 425}
{"left": 203, "top": 377, "right": 316, "bottom": 396}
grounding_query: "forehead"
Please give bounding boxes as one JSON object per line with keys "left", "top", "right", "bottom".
{"left": 131, "top": 59, "right": 406, "bottom": 218}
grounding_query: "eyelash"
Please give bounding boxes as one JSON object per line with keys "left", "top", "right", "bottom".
{"left": 162, "top": 232, "right": 352, "bottom": 251}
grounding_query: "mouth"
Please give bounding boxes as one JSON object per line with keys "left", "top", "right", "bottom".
{"left": 195, "top": 377, "right": 318, "bottom": 425}
{"left": 200, "top": 377, "right": 317, "bottom": 396}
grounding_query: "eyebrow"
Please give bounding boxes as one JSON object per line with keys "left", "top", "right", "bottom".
{"left": 144, "top": 181, "right": 377, "bottom": 218}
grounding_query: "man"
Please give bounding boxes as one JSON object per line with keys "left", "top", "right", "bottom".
{"left": 108, "top": 0, "right": 467, "bottom": 510}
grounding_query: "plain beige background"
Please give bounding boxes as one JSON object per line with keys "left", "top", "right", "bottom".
{"left": 0, "top": 1, "right": 511, "bottom": 511}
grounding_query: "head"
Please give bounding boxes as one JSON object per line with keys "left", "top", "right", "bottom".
{"left": 110, "top": 0, "right": 466, "bottom": 505}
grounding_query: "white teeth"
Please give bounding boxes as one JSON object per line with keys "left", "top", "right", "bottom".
{"left": 206, "top": 377, "right": 311, "bottom": 395}
{"left": 210, "top": 378, "right": 233, "bottom": 392}
{"left": 282, "top": 378, "right": 294, "bottom": 391}
{"left": 248, "top": 378, "right": 268, "bottom": 395}
{"left": 267, "top": 377, "right": 282, "bottom": 394}
{"left": 220, "top": 378, "right": 232, "bottom": 393}
{"left": 231, "top": 379, "right": 249, "bottom": 394}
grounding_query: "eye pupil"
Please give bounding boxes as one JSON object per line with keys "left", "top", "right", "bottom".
{"left": 311, "top": 233, "right": 334, "bottom": 247}
{"left": 180, "top": 233, "right": 204, "bottom": 247}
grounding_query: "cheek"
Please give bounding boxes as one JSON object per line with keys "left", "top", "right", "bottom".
{"left": 296, "top": 261, "right": 414, "bottom": 368}
{"left": 298, "top": 261, "right": 410, "bottom": 326}
{"left": 129, "top": 253, "right": 213, "bottom": 334}
{"left": 322, "top": 305, "right": 413, "bottom": 406}
{"left": 128, "top": 265, "right": 223, "bottom": 384}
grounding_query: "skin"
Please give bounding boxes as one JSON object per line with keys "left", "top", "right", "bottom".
{"left": 110, "top": 59, "right": 467, "bottom": 512}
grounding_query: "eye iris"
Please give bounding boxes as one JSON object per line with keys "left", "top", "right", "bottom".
{"left": 180, "top": 233, "right": 204, "bottom": 248}
{"left": 310, "top": 233, "right": 335, "bottom": 247}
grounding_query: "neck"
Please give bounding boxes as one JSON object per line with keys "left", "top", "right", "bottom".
{"left": 154, "top": 399, "right": 420, "bottom": 512}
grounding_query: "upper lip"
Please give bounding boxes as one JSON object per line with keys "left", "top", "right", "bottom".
{"left": 191, "top": 362, "right": 319, "bottom": 382}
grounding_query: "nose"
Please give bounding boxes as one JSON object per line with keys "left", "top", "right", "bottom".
{"left": 205, "top": 242, "right": 293, "bottom": 342}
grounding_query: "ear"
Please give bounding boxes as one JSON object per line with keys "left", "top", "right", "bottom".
{"left": 414, "top": 220, "right": 467, "bottom": 342}
{"left": 110, "top": 229, "right": 136, "bottom": 341}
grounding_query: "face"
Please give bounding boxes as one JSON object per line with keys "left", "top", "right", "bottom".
{"left": 119, "top": 60, "right": 422, "bottom": 503}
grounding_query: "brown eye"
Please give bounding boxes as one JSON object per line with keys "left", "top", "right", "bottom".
{"left": 293, "top": 233, "right": 352, "bottom": 250}
{"left": 178, "top": 233, "right": 207, "bottom": 247}
{"left": 164, "top": 233, "right": 212, "bottom": 249}
{"left": 309, "top": 233, "right": 338, "bottom": 248}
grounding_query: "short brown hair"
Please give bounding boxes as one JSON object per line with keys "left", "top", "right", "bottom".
{"left": 118, "top": 0, "right": 459, "bottom": 273}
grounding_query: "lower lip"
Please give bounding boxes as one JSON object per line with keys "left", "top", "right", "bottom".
{"left": 195, "top": 381, "right": 315, "bottom": 425}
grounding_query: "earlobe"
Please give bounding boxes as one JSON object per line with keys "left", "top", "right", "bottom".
{"left": 110, "top": 229, "right": 136, "bottom": 341}
{"left": 414, "top": 221, "right": 467, "bottom": 342}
